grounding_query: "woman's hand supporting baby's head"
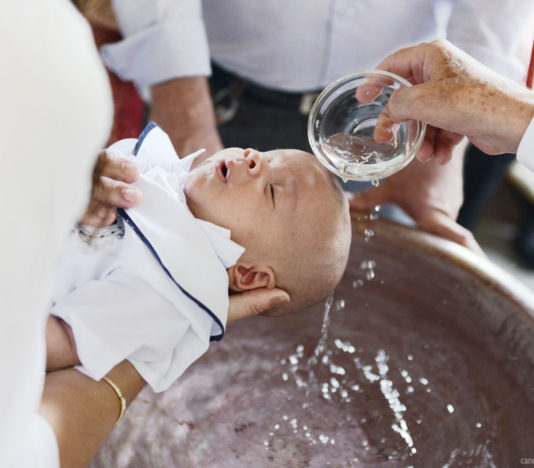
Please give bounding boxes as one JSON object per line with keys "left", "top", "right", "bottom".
{"left": 227, "top": 287, "right": 291, "bottom": 323}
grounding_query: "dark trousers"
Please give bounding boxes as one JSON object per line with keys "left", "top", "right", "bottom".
{"left": 210, "top": 64, "right": 375, "bottom": 196}
{"left": 458, "top": 146, "right": 515, "bottom": 229}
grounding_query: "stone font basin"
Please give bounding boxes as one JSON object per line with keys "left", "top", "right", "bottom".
{"left": 91, "top": 217, "right": 534, "bottom": 467}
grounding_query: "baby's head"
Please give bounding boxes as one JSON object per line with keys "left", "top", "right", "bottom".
{"left": 185, "top": 147, "right": 351, "bottom": 316}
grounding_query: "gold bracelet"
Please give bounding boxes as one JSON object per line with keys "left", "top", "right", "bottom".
{"left": 102, "top": 376, "right": 126, "bottom": 426}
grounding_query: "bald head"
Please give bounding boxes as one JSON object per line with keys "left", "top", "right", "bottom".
{"left": 264, "top": 154, "right": 352, "bottom": 316}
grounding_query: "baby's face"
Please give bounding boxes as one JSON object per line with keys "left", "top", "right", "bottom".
{"left": 184, "top": 147, "right": 337, "bottom": 257}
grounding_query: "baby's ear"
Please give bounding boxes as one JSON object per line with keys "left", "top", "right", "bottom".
{"left": 228, "top": 263, "right": 276, "bottom": 291}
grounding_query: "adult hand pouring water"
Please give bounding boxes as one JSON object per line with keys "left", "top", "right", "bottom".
{"left": 349, "top": 39, "right": 534, "bottom": 252}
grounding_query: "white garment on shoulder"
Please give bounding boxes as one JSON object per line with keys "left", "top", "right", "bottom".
{"left": 0, "top": 1, "right": 112, "bottom": 467}
{"left": 103, "top": 0, "right": 534, "bottom": 94}
{"left": 51, "top": 124, "right": 244, "bottom": 392}
{"left": 517, "top": 117, "right": 534, "bottom": 172}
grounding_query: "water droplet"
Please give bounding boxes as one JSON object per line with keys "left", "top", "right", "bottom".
{"left": 364, "top": 228, "right": 374, "bottom": 242}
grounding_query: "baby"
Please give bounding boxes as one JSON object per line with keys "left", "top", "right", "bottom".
{"left": 46, "top": 123, "right": 351, "bottom": 392}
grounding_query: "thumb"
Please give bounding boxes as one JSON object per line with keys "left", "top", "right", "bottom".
{"left": 227, "top": 288, "right": 290, "bottom": 324}
{"left": 348, "top": 186, "right": 392, "bottom": 212}
{"left": 373, "top": 86, "right": 418, "bottom": 143}
{"left": 386, "top": 84, "right": 434, "bottom": 123}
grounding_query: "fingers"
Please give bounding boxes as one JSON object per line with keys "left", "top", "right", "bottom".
{"left": 355, "top": 74, "right": 395, "bottom": 104}
{"left": 414, "top": 128, "right": 464, "bottom": 165}
{"left": 373, "top": 85, "right": 428, "bottom": 144}
{"left": 93, "top": 150, "right": 140, "bottom": 183}
{"left": 79, "top": 202, "right": 117, "bottom": 227}
{"left": 416, "top": 126, "right": 437, "bottom": 162}
{"left": 418, "top": 210, "right": 486, "bottom": 257}
{"left": 227, "top": 288, "right": 290, "bottom": 324}
{"left": 81, "top": 149, "right": 143, "bottom": 226}
{"left": 373, "top": 105, "right": 397, "bottom": 143}
{"left": 91, "top": 176, "right": 143, "bottom": 209}
{"left": 433, "top": 130, "right": 464, "bottom": 165}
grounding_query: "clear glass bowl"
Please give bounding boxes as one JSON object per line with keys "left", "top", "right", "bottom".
{"left": 307, "top": 70, "right": 426, "bottom": 181}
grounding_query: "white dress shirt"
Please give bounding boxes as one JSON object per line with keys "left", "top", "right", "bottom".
{"left": 0, "top": 2, "right": 112, "bottom": 468}
{"left": 103, "top": 0, "right": 534, "bottom": 94}
{"left": 51, "top": 124, "right": 244, "bottom": 392}
{"left": 517, "top": 117, "right": 534, "bottom": 172}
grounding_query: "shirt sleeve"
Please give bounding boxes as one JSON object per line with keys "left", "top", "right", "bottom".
{"left": 446, "top": 0, "right": 534, "bottom": 81}
{"left": 51, "top": 267, "right": 212, "bottom": 392}
{"left": 101, "top": 0, "right": 211, "bottom": 91}
{"left": 517, "top": 117, "right": 534, "bottom": 172}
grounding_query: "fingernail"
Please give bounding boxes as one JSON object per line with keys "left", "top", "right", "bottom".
{"left": 270, "top": 296, "right": 289, "bottom": 307}
{"left": 122, "top": 187, "right": 139, "bottom": 202}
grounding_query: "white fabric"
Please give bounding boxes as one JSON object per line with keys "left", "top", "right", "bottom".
{"left": 103, "top": 0, "right": 534, "bottom": 94}
{"left": 51, "top": 124, "right": 244, "bottom": 392}
{"left": 102, "top": 0, "right": 210, "bottom": 90}
{"left": 18, "top": 414, "right": 61, "bottom": 468}
{"left": 0, "top": 2, "right": 112, "bottom": 468}
{"left": 517, "top": 117, "right": 534, "bottom": 172}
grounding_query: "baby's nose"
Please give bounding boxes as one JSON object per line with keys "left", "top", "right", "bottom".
{"left": 243, "top": 148, "right": 262, "bottom": 176}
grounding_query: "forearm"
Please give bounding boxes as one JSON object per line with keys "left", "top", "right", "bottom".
{"left": 149, "top": 76, "right": 223, "bottom": 158}
{"left": 489, "top": 85, "right": 534, "bottom": 154}
{"left": 46, "top": 317, "right": 79, "bottom": 371}
{"left": 379, "top": 40, "right": 534, "bottom": 155}
{"left": 38, "top": 361, "right": 146, "bottom": 468}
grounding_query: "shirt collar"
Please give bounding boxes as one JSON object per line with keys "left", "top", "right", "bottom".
{"left": 133, "top": 122, "right": 245, "bottom": 269}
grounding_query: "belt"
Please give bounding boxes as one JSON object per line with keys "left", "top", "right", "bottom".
{"left": 210, "top": 63, "right": 320, "bottom": 124}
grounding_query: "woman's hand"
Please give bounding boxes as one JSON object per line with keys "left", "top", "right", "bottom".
{"left": 227, "top": 288, "right": 290, "bottom": 323}
{"left": 81, "top": 150, "right": 142, "bottom": 227}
